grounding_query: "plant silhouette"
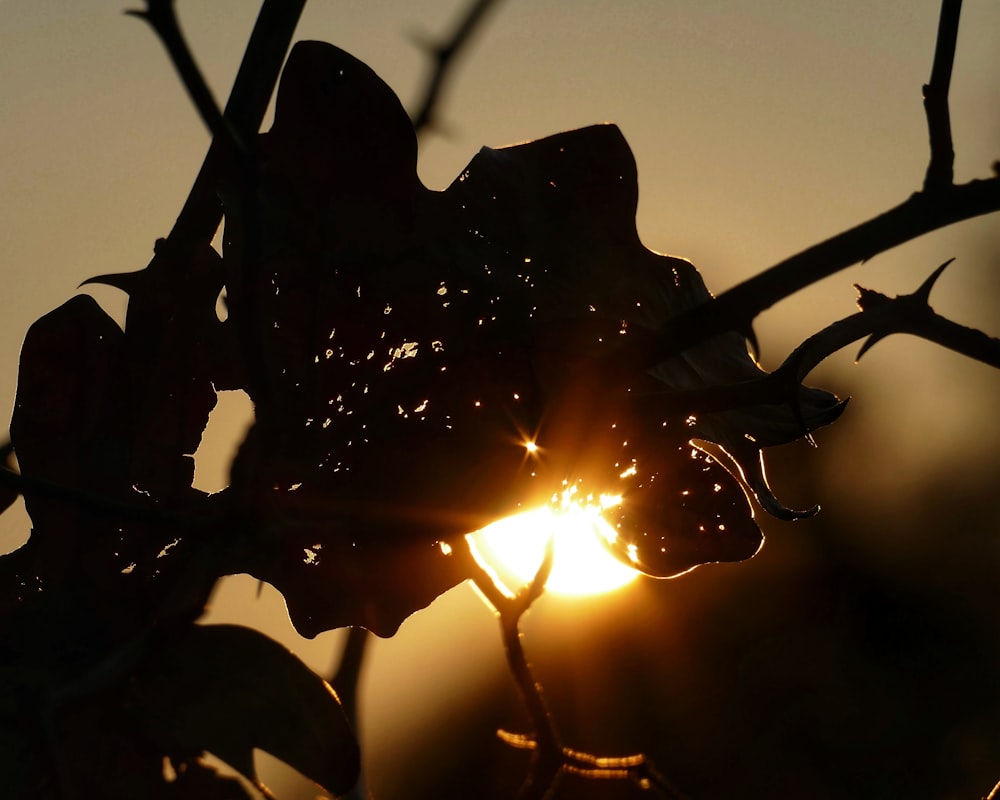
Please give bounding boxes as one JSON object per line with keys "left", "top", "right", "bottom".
{"left": 1, "top": 1, "right": 999, "bottom": 798}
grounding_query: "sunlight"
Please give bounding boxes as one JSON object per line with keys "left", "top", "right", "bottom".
{"left": 466, "top": 485, "right": 639, "bottom": 597}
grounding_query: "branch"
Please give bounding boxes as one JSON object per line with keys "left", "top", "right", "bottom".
{"left": 923, "top": 0, "right": 962, "bottom": 190}
{"left": 129, "top": 0, "right": 302, "bottom": 411}
{"left": 127, "top": 0, "right": 249, "bottom": 159}
{"left": 643, "top": 0, "right": 992, "bottom": 363}
{"left": 410, "top": 0, "right": 503, "bottom": 134}
{"left": 781, "top": 259, "right": 1000, "bottom": 382}
{"left": 627, "top": 259, "right": 1000, "bottom": 428}
{"left": 331, "top": 627, "right": 371, "bottom": 800}
{"left": 135, "top": 0, "right": 306, "bottom": 248}
{"left": 464, "top": 537, "right": 682, "bottom": 799}
{"left": 646, "top": 178, "right": 1000, "bottom": 364}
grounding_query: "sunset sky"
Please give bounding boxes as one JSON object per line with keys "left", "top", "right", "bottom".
{"left": 3, "top": 1, "right": 998, "bottom": 486}
{"left": 1, "top": 2, "right": 999, "bottom": 797}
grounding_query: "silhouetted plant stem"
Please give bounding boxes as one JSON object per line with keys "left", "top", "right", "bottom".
{"left": 410, "top": 0, "right": 504, "bottom": 134}
{"left": 923, "top": 0, "right": 962, "bottom": 191}
{"left": 649, "top": 178, "right": 1000, "bottom": 363}
{"left": 465, "top": 538, "right": 681, "bottom": 798}
{"left": 332, "top": 626, "right": 371, "bottom": 800}
{"left": 169, "top": 0, "right": 306, "bottom": 247}
{"left": 127, "top": 0, "right": 249, "bottom": 160}
{"left": 644, "top": 0, "right": 996, "bottom": 363}
{"left": 129, "top": 0, "right": 300, "bottom": 415}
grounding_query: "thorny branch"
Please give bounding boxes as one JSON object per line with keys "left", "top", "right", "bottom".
{"left": 126, "top": 0, "right": 306, "bottom": 415}
{"left": 464, "top": 538, "right": 683, "bottom": 800}
{"left": 630, "top": 258, "right": 1000, "bottom": 426}
{"left": 168, "top": 0, "right": 307, "bottom": 248}
{"left": 127, "top": 0, "right": 251, "bottom": 161}
{"left": 646, "top": 0, "right": 998, "bottom": 363}
{"left": 648, "top": 178, "right": 1000, "bottom": 365}
{"left": 782, "top": 259, "right": 1000, "bottom": 380}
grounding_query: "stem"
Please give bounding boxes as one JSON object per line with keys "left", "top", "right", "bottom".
{"left": 923, "top": 0, "right": 962, "bottom": 190}
{"left": 648, "top": 178, "right": 1000, "bottom": 361}
{"left": 127, "top": 1, "right": 249, "bottom": 157}
{"left": 332, "top": 627, "right": 372, "bottom": 800}
{"left": 163, "top": 0, "right": 307, "bottom": 248}
{"left": 410, "top": 0, "right": 503, "bottom": 133}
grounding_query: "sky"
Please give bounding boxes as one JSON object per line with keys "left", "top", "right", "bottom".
{"left": 2, "top": 0, "right": 998, "bottom": 485}
{"left": 1, "top": 2, "right": 999, "bottom": 797}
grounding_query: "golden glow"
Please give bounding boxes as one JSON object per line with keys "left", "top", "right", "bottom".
{"left": 467, "top": 486, "right": 639, "bottom": 596}
{"left": 524, "top": 440, "right": 539, "bottom": 455}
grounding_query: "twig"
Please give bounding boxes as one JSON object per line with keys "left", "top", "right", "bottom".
{"left": 410, "top": 0, "right": 503, "bottom": 134}
{"left": 643, "top": 0, "right": 991, "bottom": 362}
{"left": 923, "top": 0, "right": 962, "bottom": 190}
{"left": 984, "top": 777, "right": 1000, "bottom": 800}
{"left": 647, "top": 177, "right": 1000, "bottom": 363}
{"left": 464, "top": 537, "right": 681, "bottom": 799}
{"left": 129, "top": 0, "right": 296, "bottom": 413}
{"left": 779, "top": 258, "right": 1000, "bottom": 382}
{"left": 613, "top": 258, "right": 1000, "bottom": 432}
{"left": 127, "top": 0, "right": 250, "bottom": 159}
{"left": 331, "top": 627, "right": 371, "bottom": 800}
{"left": 169, "top": 0, "right": 307, "bottom": 247}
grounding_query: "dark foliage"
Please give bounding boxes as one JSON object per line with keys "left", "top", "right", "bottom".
{"left": 1, "top": 1, "right": 997, "bottom": 798}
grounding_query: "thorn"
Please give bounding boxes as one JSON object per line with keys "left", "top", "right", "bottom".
{"left": 855, "top": 332, "right": 887, "bottom": 362}
{"left": 913, "top": 257, "right": 955, "bottom": 304}
{"left": 79, "top": 271, "right": 143, "bottom": 294}
{"left": 853, "top": 284, "right": 890, "bottom": 311}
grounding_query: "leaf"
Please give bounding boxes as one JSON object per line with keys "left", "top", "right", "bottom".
{"left": 129, "top": 623, "right": 359, "bottom": 797}
{"left": 7, "top": 289, "right": 219, "bottom": 648}
{"left": 226, "top": 41, "right": 844, "bottom": 633}
{"left": 11, "top": 294, "right": 124, "bottom": 494}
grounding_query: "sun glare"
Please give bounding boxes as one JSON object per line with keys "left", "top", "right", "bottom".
{"left": 467, "top": 486, "right": 639, "bottom": 597}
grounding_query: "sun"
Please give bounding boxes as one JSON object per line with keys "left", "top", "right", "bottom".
{"left": 466, "top": 486, "right": 639, "bottom": 597}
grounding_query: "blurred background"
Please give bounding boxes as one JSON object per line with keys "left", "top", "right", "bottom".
{"left": 2, "top": 1, "right": 1000, "bottom": 798}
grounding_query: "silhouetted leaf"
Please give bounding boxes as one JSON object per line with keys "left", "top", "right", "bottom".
{"left": 7, "top": 290, "right": 220, "bottom": 647}
{"left": 130, "top": 623, "right": 359, "bottom": 797}
{"left": 224, "top": 41, "right": 843, "bottom": 631}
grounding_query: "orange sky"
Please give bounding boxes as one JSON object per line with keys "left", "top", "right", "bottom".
{"left": 2, "top": 2, "right": 998, "bottom": 487}
{"left": 2, "top": 0, "right": 999, "bottom": 665}
{"left": 2, "top": 4, "right": 999, "bottom": 796}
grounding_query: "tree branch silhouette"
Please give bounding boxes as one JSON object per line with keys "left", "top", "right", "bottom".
{"left": 135, "top": 0, "right": 306, "bottom": 248}
{"left": 465, "top": 537, "right": 683, "bottom": 799}
{"left": 923, "top": 0, "right": 962, "bottom": 190}
{"left": 649, "top": 178, "right": 1000, "bottom": 365}
{"left": 646, "top": 0, "right": 997, "bottom": 364}
{"left": 409, "top": 0, "right": 503, "bottom": 135}
{"left": 636, "top": 258, "right": 1000, "bottom": 423}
